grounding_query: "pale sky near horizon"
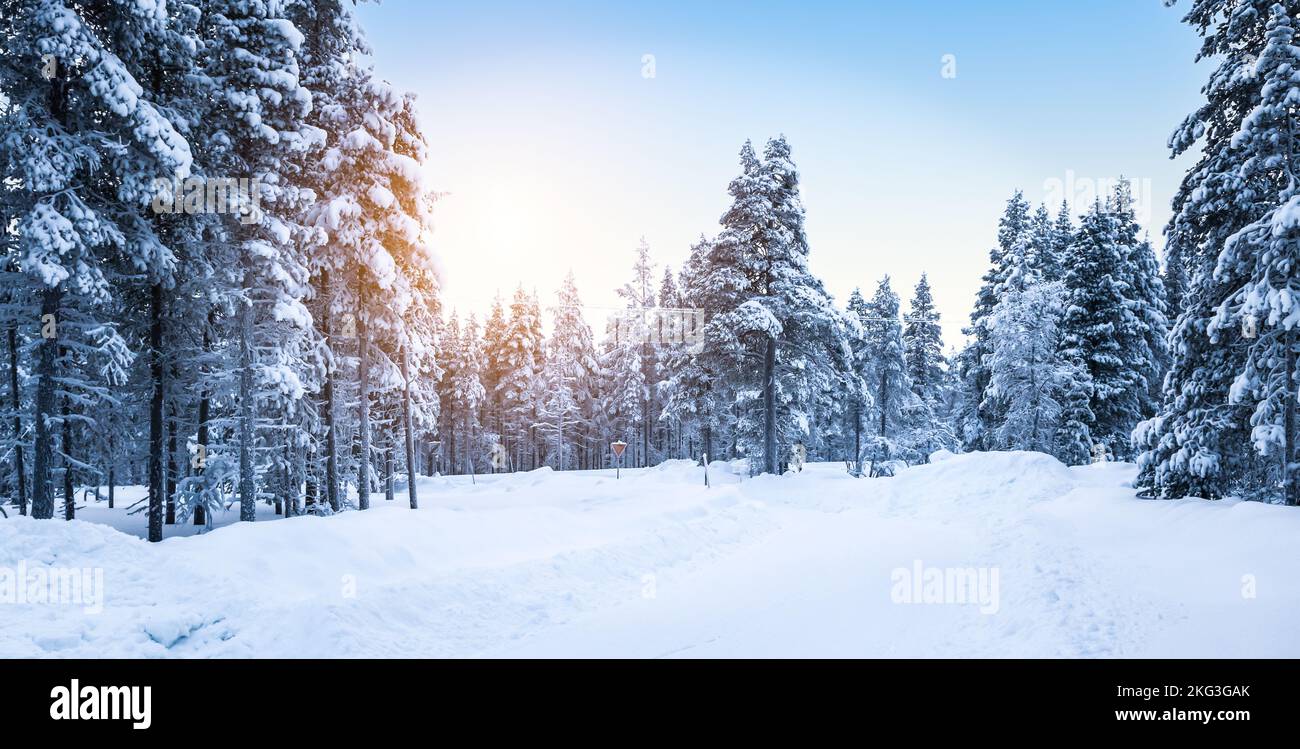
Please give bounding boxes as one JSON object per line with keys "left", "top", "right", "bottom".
{"left": 355, "top": 0, "right": 1206, "bottom": 344}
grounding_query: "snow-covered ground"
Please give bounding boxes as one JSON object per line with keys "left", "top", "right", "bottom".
{"left": 2, "top": 451, "right": 1297, "bottom": 658}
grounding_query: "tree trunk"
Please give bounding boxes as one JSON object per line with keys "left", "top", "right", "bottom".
{"left": 321, "top": 272, "right": 339, "bottom": 512}
{"left": 9, "top": 319, "right": 26, "bottom": 516}
{"left": 356, "top": 312, "right": 371, "bottom": 509}
{"left": 31, "top": 61, "right": 68, "bottom": 521}
{"left": 31, "top": 287, "right": 60, "bottom": 519}
{"left": 107, "top": 465, "right": 115, "bottom": 510}
{"left": 878, "top": 372, "right": 888, "bottom": 438}
{"left": 238, "top": 279, "right": 256, "bottom": 522}
{"left": 401, "top": 349, "right": 419, "bottom": 509}
{"left": 854, "top": 403, "right": 862, "bottom": 476}
{"left": 61, "top": 394, "right": 74, "bottom": 520}
{"left": 194, "top": 323, "right": 210, "bottom": 526}
{"left": 1286, "top": 327, "right": 1297, "bottom": 506}
{"left": 763, "top": 334, "right": 777, "bottom": 474}
{"left": 292, "top": 442, "right": 305, "bottom": 516}
{"left": 166, "top": 384, "right": 177, "bottom": 525}
{"left": 384, "top": 423, "right": 395, "bottom": 502}
{"left": 304, "top": 451, "right": 318, "bottom": 512}
{"left": 148, "top": 282, "right": 165, "bottom": 540}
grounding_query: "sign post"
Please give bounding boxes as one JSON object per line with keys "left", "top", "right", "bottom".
{"left": 611, "top": 440, "right": 627, "bottom": 479}
{"left": 702, "top": 452, "right": 709, "bottom": 488}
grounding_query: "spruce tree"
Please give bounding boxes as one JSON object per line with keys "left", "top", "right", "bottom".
{"left": 1136, "top": 0, "right": 1278, "bottom": 499}
{"left": 1059, "top": 202, "right": 1143, "bottom": 459}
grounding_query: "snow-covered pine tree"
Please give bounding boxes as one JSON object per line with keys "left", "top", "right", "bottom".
{"left": 1030, "top": 203, "right": 1064, "bottom": 283}
{"left": 597, "top": 309, "right": 646, "bottom": 467}
{"left": 1108, "top": 180, "right": 1170, "bottom": 420}
{"left": 451, "top": 313, "right": 487, "bottom": 476}
{"left": 724, "top": 136, "right": 849, "bottom": 473}
{"left": 498, "top": 286, "right": 544, "bottom": 470}
{"left": 538, "top": 272, "right": 597, "bottom": 470}
{"left": 294, "top": 0, "right": 372, "bottom": 514}
{"left": 655, "top": 264, "right": 683, "bottom": 459}
{"left": 437, "top": 311, "right": 462, "bottom": 472}
{"left": 196, "top": 0, "right": 323, "bottom": 521}
{"left": 1162, "top": 241, "right": 1190, "bottom": 323}
{"left": 1195, "top": 4, "right": 1300, "bottom": 504}
{"left": 986, "top": 281, "right": 1069, "bottom": 453}
{"left": 1130, "top": 234, "right": 1171, "bottom": 415}
{"left": 305, "top": 56, "right": 439, "bottom": 507}
{"left": 1055, "top": 356, "right": 1096, "bottom": 466}
{"left": 481, "top": 293, "right": 509, "bottom": 464}
{"left": 661, "top": 235, "right": 733, "bottom": 463}
{"left": 615, "top": 238, "right": 657, "bottom": 467}
{"left": 1051, "top": 200, "right": 1075, "bottom": 275}
{"left": 860, "top": 276, "right": 913, "bottom": 472}
{"left": 1059, "top": 201, "right": 1144, "bottom": 460}
{"left": 1134, "top": 0, "right": 1282, "bottom": 499}
{"left": 842, "top": 288, "right": 873, "bottom": 475}
{"left": 905, "top": 273, "right": 944, "bottom": 400}
{"left": 903, "top": 273, "right": 957, "bottom": 458}
{"left": 959, "top": 191, "right": 1031, "bottom": 451}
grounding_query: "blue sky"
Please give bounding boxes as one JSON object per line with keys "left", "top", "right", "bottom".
{"left": 355, "top": 0, "right": 1206, "bottom": 342}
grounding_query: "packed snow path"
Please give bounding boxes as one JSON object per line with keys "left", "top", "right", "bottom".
{"left": 2, "top": 451, "right": 1297, "bottom": 658}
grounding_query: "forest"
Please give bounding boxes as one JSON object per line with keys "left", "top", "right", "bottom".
{"left": 2, "top": 0, "right": 1298, "bottom": 553}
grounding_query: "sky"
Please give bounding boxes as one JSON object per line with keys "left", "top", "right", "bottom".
{"left": 355, "top": 0, "right": 1207, "bottom": 344}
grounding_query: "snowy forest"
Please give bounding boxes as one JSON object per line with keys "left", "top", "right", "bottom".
{"left": 2, "top": 0, "right": 1300, "bottom": 558}
{"left": 3, "top": 0, "right": 1300, "bottom": 672}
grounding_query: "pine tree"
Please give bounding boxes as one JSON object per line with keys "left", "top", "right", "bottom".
{"left": 498, "top": 286, "right": 543, "bottom": 470}
{"left": 860, "top": 276, "right": 913, "bottom": 472}
{"left": 905, "top": 273, "right": 944, "bottom": 398}
{"left": 960, "top": 191, "right": 1031, "bottom": 451}
{"left": 1135, "top": 0, "right": 1278, "bottom": 499}
{"left": 727, "top": 136, "right": 849, "bottom": 473}
{"left": 1179, "top": 4, "right": 1300, "bottom": 504}
{"left": 450, "top": 314, "right": 487, "bottom": 476}
{"left": 597, "top": 312, "right": 646, "bottom": 464}
{"left": 1050, "top": 200, "right": 1075, "bottom": 281}
{"left": 986, "top": 281, "right": 1069, "bottom": 453}
{"left": 1059, "top": 202, "right": 1144, "bottom": 459}
{"left": 1055, "top": 357, "right": 1096, "bottom": 466}
{"left": 903, "top": 273, "right": 956, "bottom": 458}
{"left": 655, "top": 265, "right": 683, "bottom": 459}
{"left": 538, "top": 272, "right": 597, "bottom": 470}
{"left": 481, "top": 293, "right": 509, "bottom": 460}
{"left": 616, "top": 238, "right": 657, "bottom": 467}
{"left": 843, "top": 288, "right": 872, "bottom": 474}
{"left": 662, "top": 236, "right": 732, "bottom": 463}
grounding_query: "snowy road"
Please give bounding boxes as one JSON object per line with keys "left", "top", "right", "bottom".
{"left": 2, "top": 452, "right": 1297, "bottom": 658}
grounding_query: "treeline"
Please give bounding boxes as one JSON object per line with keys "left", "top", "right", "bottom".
{"left": 0, "top": 1, "right": 441, "bottom": 538}
{"left": 440, "top": 145, "right": 1174, "bottom": 486}
{"left": 437, "top": 136, "right": 964, "bottom": 481}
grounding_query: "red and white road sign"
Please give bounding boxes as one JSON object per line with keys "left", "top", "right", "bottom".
{"left": 611, "top": 441, "right": 627, "bottom": 458}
